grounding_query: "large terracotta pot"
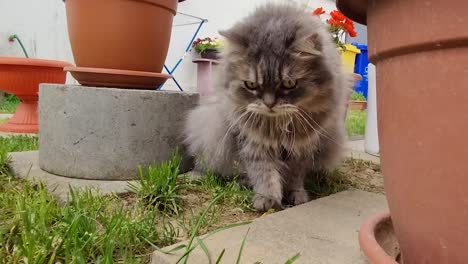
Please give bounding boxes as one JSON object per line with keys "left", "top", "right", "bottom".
{"left": 64, "top": 0, "right": 177, "bottom": 88}
{"left": 338, "top": 0, "right": 468, "bottom": 263}
{"left": 0, "top": 57, "right": 71, "bottom": 133}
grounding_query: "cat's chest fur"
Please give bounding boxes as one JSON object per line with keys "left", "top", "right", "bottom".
{"left": 234, "top": 119, "right": 320, "bottom": 161}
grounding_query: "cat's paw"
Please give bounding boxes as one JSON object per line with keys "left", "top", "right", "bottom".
{"left": 253, "top": 194, "right": 282, "bottom": 211}
{"left": 286, "top": 189, "right": 309, "bottom": 206}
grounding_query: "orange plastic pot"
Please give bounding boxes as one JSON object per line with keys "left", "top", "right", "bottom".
{"left": 338, "top": 0, "right": 468, "bottom": 263}
{"left": 65, "top": 0, "right": 177, "bottom": 73}
{"left": 0, "top": 57, "right": 71, "bottom": 133}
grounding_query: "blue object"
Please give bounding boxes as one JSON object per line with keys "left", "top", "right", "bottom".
{"left": 352, "top": 42, "right": 369, "bottom": 99}
{"left": 159, "top": 13, "right": 208, "bottom": 91}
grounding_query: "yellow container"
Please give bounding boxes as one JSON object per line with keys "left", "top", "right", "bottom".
{"left": 340, "top": 43, "right": 361, "bottom": 73}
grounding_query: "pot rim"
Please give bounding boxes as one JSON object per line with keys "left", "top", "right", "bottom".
{"left": 0, "top": 57, "right": 73, "bottom": 68}
{"left": 129, "top": 0, "right": 178, "bottom": 15}
{"left": 359, "top": 212, "right": 399, "bottom": 264}
{"left": 336, "top": 0, "right": 367, "bottom": 25}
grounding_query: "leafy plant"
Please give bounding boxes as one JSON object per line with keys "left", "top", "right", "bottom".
{"left": 128, "top": 152, "right": 182, "bottom": 215}
{"left": 350, "top": 91, "right": 366, "bottom": 101}
{"left": 0, "top": 94, "right": 20, "bottom": 114}
{"left": 192, "top": 37, "right": 222, "bottom": 54}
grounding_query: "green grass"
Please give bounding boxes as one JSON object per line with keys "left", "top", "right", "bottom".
{"left": 346, "top": 110, "right": 366, "bottom": 136}
{"left": 0, "top": 137, "right": 258, "bottom": 263}
{"left": 0, "top": 94, "right": 20, "bottom": 114}
{"left": 305, "top": 169, "right": 351, "bottom": 199}
{"left": 0, "top": 151, "right": 179, "bottom": 263}
{"left": 0, "top": 133, "right": 376, "bottom": 263}
{"left": 0, "top": 135, "right": 39, "bottom": 152}
{"left": 129, "top": 153, "right": 182, "bottom": 215}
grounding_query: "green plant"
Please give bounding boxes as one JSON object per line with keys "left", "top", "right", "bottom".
{"left": 128, "top": 152, "right": 182, "bottom": 215}
{"left": 350, "top": 91, "right": 366, "bottom": 101}
{"left": 8, "top": 34, "right": 29, "bottom": 58}
{"left": 0, "top": 94, "right": 20, "bottom": 114}
{"left": 192, "top": 37, "right": 221, "bottom": 54}
{"left": 305, "top": 169, "right": 351, "bottom": 199}
{"left": 198, "top": 171, "right": 253, "bottom": 210}
{"left": 0, "top": 178, "right": 178, "bottom": 263}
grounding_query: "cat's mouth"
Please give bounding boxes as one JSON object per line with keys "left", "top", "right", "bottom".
{"left": 246, "top": 103, "right": 298, "bottom": 117}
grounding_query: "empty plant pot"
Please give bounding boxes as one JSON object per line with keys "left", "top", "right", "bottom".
{"left": 64, "top": 0, "right": 177, "bottom": 88}
{"left": 359, "top": 212, "right": 401, "bottom": 264}
{"left": 0, "top": 57, "right": 71, "bottom": 133}
{"left": 338, "top": 0, "right": 468, "bottom": 263}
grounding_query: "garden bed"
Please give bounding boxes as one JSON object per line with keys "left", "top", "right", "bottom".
{"left": 0, "top": 135, "right": 383, "bottom": 262}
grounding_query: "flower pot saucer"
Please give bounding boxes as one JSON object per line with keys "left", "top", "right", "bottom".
{"left": 64, "top": 66, "right": 172, "bottom": 89}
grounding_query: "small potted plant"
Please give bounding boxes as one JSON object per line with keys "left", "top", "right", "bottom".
{"left": 348, "top": 91, "right": 367, "bottom": 110}
{"left": 312, "top": 7, "right": 360, "bottom": 73}
{"left": 192, "top": 37, "right": 221, "bottom": 60}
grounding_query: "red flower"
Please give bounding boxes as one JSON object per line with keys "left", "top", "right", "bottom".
{"left": 330, "top": 10, "right": 346, "bottom": 21}
{"left": 8, "top": 35, "right": 15, "bottom": 42}
{"left": 312, "top": 7, "right": 325, "bottom": 16}
{"left": 327, "top": 18, "right": 341, "bottom": 28}
{"left": 343, "top": 19, "right": 354, "bottom": 31}
{"left": 348, "top": 28, "right": 357, "bottom": 37}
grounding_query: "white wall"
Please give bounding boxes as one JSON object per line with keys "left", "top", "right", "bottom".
{"left": 0, "top": 0, "right": 76, "bottom": 83}
{"left": 0, "top": 0, "right": 336, "bottom": 89}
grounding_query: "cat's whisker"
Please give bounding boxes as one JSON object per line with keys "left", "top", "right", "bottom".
{"left": 241, "top": 111, "right": 255, "bottom": 134}
{"left": 297, "top": 108, "right": 334, "bottom": 138}
{"left": 216, "top": 109, "right": 249, "bottom": 156}
{"left": 285, "top": 112, "right": 296, "bottom": 159}
{"left": 296, "top": 111, "right": 346, "bottom": 148}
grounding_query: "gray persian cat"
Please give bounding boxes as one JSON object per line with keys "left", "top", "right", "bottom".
{"left": 184, "top": 3, "right": 351, "bottom": 211}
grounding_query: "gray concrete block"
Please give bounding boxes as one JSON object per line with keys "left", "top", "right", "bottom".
{"left": 152, "top": 189, "right": 388, "bottom": 264}
{"left": 39, "top": 84, "right": 199, "bottom": 180}
{"left": 9, "top": 151, "right": 134, "bottom": 202}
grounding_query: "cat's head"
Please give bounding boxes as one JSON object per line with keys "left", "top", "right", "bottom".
{"left": 219, "top": 4, "right": 340, "bottom": 117}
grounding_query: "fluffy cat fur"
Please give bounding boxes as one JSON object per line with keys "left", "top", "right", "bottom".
{"left": 184, "top": 3, "right": 353, "bottom": 211}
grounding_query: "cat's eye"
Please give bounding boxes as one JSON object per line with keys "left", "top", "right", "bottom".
{"left": 282, "top": 79, "right": 297, "bottom": 89}
{"left": 244, "top": 81, "right": 258, "bottom": 90}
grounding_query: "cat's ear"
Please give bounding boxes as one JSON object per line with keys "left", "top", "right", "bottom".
{"left": 219, "top": 29, "right": 247, "bottom": 47}
{"left": 294, "top": 33, "right": 322, "bottom": 58}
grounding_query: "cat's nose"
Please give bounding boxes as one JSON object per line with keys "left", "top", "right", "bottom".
{"left": 263, "top": 93, "right": 276, "bottom": 109}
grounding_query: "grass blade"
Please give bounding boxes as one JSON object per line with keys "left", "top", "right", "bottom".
{"left": 177, "top": 192, "right": 225, "bottom": 264}
{"left": 215, "top": 249, "right": 226, "bottom": 264}
{"left": 235, "top": 228, "right": 250, "bottom": 264}
{"left": 197, "top": 237, "right": 211, "bottom": 264}
{"left": 284, "top": 253, "right": 301, "bottom": 264}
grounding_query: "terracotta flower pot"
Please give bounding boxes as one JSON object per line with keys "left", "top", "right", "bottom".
{"left": 337, "top": 0, "right": 468, "bottom": 263}
{"left": 348, "top": 100, "right": 367, "bottom": 111}
{"left": 0, "top": 57, "right": 72, "bottom": 133}
{"left": 64, "top": 0, "right": 177, "bottom": 88}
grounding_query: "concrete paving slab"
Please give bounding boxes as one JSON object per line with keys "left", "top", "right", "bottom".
{"left": 346, "top": 139, "right": 380, "bottom": 164}
{"left": 8, "top": 151, "right": 134, "bottom": 202}
{"left": 152, "top": 189, "right": 388, "bottom": 264}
